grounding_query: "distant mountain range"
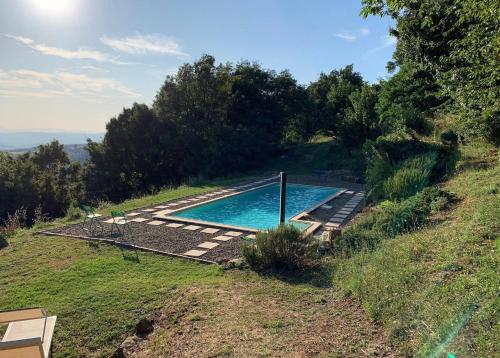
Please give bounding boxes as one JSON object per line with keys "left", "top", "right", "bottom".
{"left": 0, "top": 131, "right": 103, "bottom": 151}
{"left": 0, "top": 131, "right": 103, "bottom": 164}
{"left": 6, "top": 144, "right": 90, "bottom": 164}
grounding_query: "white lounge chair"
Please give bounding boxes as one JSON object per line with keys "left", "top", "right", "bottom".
{"left": 0, "top": 308, "right": 57, "bottom": 358}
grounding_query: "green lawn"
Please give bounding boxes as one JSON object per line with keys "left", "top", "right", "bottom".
{"left": 0, "top": 178, "right": 247, "bottom": 356}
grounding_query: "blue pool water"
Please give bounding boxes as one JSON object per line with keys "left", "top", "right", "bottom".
{"left": 172, "top": 183, "right": 338, "bottom": 230}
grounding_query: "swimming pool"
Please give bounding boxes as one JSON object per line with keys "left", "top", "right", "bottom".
{"left": 171, "top": 183, "right": 339, "bottom": 230}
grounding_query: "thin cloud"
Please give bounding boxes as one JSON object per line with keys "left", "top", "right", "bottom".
{"left": 382, "top": 34, "right": 397, "bottom": 47}
{"left": 100, "top": 33, "right": 189, "bottom": 59}
{"left": 365, "top": 34, "right": 398, "bottom": 55}
{"left": 0, "top": 68, "right": 141, "bottom": 99}
{"left": 333, "top": 28, "right": 370, "bottom": 42}
{"left": 5, "top": 34, "right": 134, "bottom": 65}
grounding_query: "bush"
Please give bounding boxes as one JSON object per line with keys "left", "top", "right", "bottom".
{"left": 66, "top": 204, "right": 82, "bottom": 221}
{"left": 332, "top": 187, "right": 452, "bottom": 257}
{"left": 242, "top": 224, "right": 318, "bottom": 271}
{"left": 366, "top": 154, "right": 393, "bottom": 201}
{"left": 382, "top": 152, "right": 438, "bottom": 201}
{"left": 0, "top": 208, "right": 26, "bottom": 249}
{"left": 440, "top": 129, "right": 458, "bottom": 145}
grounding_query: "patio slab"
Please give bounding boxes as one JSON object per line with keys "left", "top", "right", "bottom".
{"left": 183, "top": 250, "right": 207, "bottom": 257}
{"left": 198, "top": 242, "right": 219, "bottom": 249}
{"left": 225, "top": 231, "right": 243, "bottom": 237}
{"left": 141, "top": 209, "right": 156, "bottom": 212}
{"left": 325, "top": 222, "right": 341, "bottom": 228}
{"left": 333, "top": 214, "right": 348, "bottom": 219}
{"left": 147, "top": 220, "right": 165, "bottom": 226}
{"left": 166, "top": 222, "right": 184, "bottom": 228}
{"left": 130, "top": 218, "right": 149, "bottom": 223}
{"left": 126, "top": 212, "right": 141, "bottom": 217}
{"left": 183, "top": 225, "right": 202, "bottom": 231}
{"left": 212, "top": 235, "right": 233, "bottom": 242}
{"left": 201, "top": 228, "right": 220, "bottom": 234}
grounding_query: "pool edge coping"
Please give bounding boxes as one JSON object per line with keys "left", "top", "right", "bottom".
{"left": 154, "top": 179, "right": 348, "bottom": 236}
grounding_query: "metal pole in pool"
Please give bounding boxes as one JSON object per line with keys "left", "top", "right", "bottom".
{"left": 279, "top": 172, "right": 286, "bottom": 225}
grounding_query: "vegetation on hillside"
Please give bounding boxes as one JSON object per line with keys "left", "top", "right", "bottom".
{"left": 333, "top": 144, "right": 499, "bottom": 357}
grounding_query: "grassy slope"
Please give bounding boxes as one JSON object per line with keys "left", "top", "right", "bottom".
{"left": 0, "top": 160, "right": 392, "bottom": 357}
{"left": 333, "top": 144, "right": 499, "bottom": 357}
{"left": 0, "top": 182, "right": 238, "bottom": 357}
{"left": 1, "top": 139, "right": 497, "bottom": 357}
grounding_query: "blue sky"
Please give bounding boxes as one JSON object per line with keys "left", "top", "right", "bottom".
{"left": 0, "top": 0, "right": 395, "bottom": 132}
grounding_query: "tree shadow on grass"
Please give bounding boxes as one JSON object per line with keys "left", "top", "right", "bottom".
{"left": 256, "top": 264, "right": 334, "bottom": 288}
{"left": 120, "top": 246, "right": 140, "bottom": 263}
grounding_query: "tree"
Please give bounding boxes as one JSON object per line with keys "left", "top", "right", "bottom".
{"left": 338, "top": 84, "right": 381, "bottom": 147}
{"left": 85, "top": 103, "right": 176, "bottom": 201}
{"left": 361, "top": 0, "right": 500, "bottom": 143}
{"left": 0, "top": 141, "right": 84, "bottom": 225}
{"left": 308, "top": 65, "right": 364, "bottom": 134}
{"left": 376, "top": 64, "right": 431, "bottom": 134}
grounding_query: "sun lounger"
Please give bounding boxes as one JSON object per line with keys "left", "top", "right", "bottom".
{"left": 0, "top": 308, "right": 57, "bottom": 358}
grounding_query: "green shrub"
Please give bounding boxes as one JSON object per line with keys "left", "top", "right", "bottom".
{"left": 332, "top": 187, "right": 452, "bottom": 257}
{"left": 382, "top": 152, "right": 438, "bottom": 201}
{"left": 66, "top": 204, "right": 82, "bottom": 221}
{"left": 242, "top": 224, "right": 318, "bottom": 271}
{"left": 366, "top": 154, "right": 393, "bottom": 201}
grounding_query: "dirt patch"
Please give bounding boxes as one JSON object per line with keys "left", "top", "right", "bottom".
{"left": 121, "top": 280, "right": 400, "bottom": 357}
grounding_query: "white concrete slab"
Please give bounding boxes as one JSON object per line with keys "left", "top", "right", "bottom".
{"left": 183, "top": 250, "right": 206, "bottom": 257}
{"left": 212, "top": 235, "right": 233, "bottom": 242}
{"left": 201, "top": 228, "right": 220, "bottom": 234}
{"left": 147, "top": 220, "right": 164, "bottom": 226}
{"left": 198, "top": 242, "right": 219, "bottom": 249}
{"left": 225, "top": 231, "right": 243, "bottom": 237}
{"left": 126, "top": 212, "right": 141, "bottom": 217}
{"left": 166, "top": 223, "right": 183, "bottom": 228}
{"left": 183, "top": 225, "right": 202, "bottom": 231}
{"left": 130, "top": 217, "right": 149, "bottom": 223}
{"left": 325, "top": 222, "right": 340, "bottom": 228}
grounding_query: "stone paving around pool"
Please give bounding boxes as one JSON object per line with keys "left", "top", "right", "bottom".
{"left": 40, "top": 176, "right": 365, "bottom": 263}
{"left": 40, "top": 177, "right": 277, "bottom": 263}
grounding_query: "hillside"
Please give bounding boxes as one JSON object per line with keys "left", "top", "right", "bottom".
{"left": 6, "top": 144, "right": 89, "bottom": 164}
{"left": 333, "top": 143, "right": 499, "bottom": 357}
{"left": 0, "top": 131, "right": 102, "bottom": 150}
{"left": 0, "top": 141, "right": 497, "bottom": 357}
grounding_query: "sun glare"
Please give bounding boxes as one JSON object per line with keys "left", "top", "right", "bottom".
{"left": 32, "top": 0, "right": 77, "bottom": 18}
